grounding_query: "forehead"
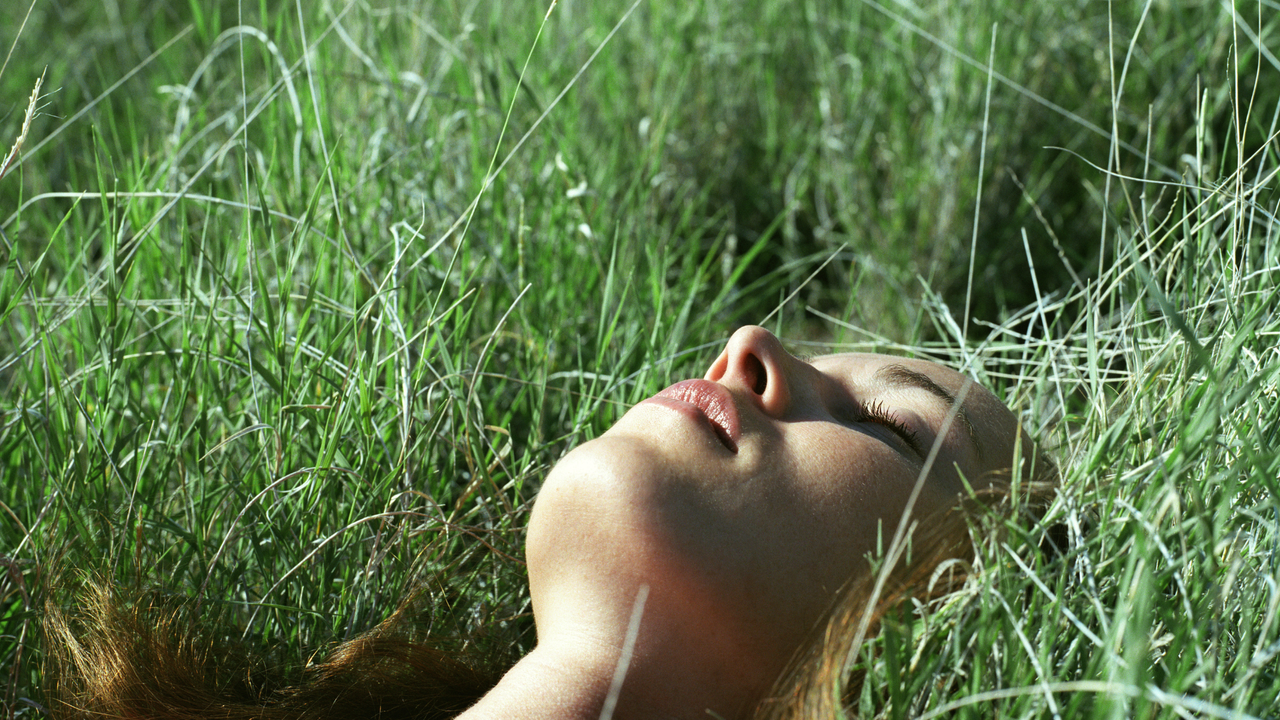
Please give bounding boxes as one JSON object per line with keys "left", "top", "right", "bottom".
{"left": 811, "top": 352, "right": 1023, "bottom": 475}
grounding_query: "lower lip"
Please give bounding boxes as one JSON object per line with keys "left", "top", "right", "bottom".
{"left": 640, "top": 381, "right": 739, "bottom": 453}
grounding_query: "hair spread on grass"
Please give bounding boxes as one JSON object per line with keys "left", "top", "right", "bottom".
{"left": 43, "top": 581, "right": 506, "bottom": 720}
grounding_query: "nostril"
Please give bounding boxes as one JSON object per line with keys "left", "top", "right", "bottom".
{"left": 744, "top": 354, "right": 768, "bottom": 395}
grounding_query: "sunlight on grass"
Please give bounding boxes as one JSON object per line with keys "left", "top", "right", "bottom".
{"left": 2, "top": 0, "right": 1278, "bottom": 716}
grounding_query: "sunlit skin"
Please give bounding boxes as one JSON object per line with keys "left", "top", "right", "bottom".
{"left": 459, "top": 326, "right": 1026, "bottom": 720}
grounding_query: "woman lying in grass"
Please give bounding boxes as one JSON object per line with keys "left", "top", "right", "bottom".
{"left": 46, "top": 326, "right": 1056, "bottom": 720}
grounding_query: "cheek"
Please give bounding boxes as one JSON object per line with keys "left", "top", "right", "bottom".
{"left": 793, "top": 431, "right": 910, "bottom": 508}
{"left": 526, "top": 437, "right": 663, "bottom": 604}
{"left": 781, "top": 430, "right": 932, "bottom": 561}
{"left": 526, "top": 432, "right": 746, "bottom": 609}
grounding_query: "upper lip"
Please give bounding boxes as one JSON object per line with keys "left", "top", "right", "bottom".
{"left": 651, "top": 379, "right": 741, "bottom": 452}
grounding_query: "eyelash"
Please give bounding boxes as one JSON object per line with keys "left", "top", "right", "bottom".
{"left": 796, "top": 356, "right": 922, "bottom": 452}
{"left": 855, "top": 399, "right": 920, "bottom": 450}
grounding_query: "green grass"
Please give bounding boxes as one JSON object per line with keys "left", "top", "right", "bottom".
{"left": 2, "top": 0, "right": 1279, "bottom": 717}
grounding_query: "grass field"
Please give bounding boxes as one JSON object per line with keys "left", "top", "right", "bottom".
{"left": 2, "top": 0, "right": 1279, "bottom": 716}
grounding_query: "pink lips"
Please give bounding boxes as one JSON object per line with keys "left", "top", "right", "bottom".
{"left": 642, "top": 379, "right": 741, "bottom": 453}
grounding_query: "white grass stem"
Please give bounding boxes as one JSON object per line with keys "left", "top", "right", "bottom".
{"left": 599, "top": 585, "right": 649, "bottom": 720}
{"left": 963, "top": 24, "right": 996, "bottom": 334}
{"left": 846, "top": 380, "right": 974, "bottom": 668}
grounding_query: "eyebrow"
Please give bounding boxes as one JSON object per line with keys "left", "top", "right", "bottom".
{"left": 873, "top": 364, "right": 986, "bottom": 462}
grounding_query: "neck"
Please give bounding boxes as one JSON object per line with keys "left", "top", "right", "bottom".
{"left": 455, "top": 642, "right": 640, "bottom": 720}
{"left": 456, "top": 634, "right": 759, "bottom": 720}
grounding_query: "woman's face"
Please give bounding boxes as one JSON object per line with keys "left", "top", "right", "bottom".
{"left": 526, "top": 326, "right": 1026, "bottom": 696}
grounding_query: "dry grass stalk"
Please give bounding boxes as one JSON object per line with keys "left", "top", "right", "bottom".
{"left": 1, "top": 67, "right": 44, "bottom": 181}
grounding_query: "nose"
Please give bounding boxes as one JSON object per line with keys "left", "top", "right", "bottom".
{"left": 704, "top": 325, "right": 795, "bottom": 417}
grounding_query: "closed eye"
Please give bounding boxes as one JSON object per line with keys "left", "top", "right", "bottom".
{"left": 854, "top": 399, "right": 922, "bottom": 455}
{"left": 802, "top": 356, "right": 924, "bottom": 455}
